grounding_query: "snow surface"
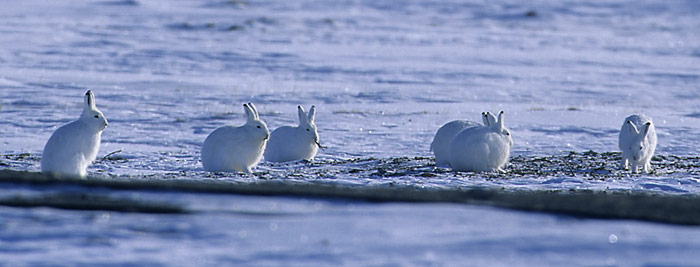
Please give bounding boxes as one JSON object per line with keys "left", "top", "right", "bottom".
{"left": 1, "top": 0, "right": 700, "bottom": 265}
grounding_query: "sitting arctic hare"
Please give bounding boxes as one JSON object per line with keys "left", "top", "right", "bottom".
{"left": 264, "top": 105, "right": 321, "bottom": 162}
{"left": 619, "top": 114, "right": 657, "bottom": 173}
{"left": 41, "top": 90, "right": 108, "bottom": 177}
{"left": 430, "top": 112, "right": 494, "bottom": 166}
{"left": 201, "top": 102, "right": 269, "bottom": 173}
{"left": 449, "top": 111, "right": 512, "bottom": 172}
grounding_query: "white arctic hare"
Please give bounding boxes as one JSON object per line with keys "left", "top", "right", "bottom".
{"left": 619, "top": 114, "right": 657, "bottom": 173}
{"left": 41, "top": 90, "right": 108, "bottom": 177}
{"left": 201, "top": 102, "right": 269, "bottom": 173}
{"left": 430, "top": 112, "right": 495, "bottom": 166}
{"left": 449, "top": 111, "right": 513, "bottom": 172}
{"left": 264, "top": 105, "right": 321, "bottom": 162}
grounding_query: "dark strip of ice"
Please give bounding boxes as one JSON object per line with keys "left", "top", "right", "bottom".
{"left": 0, "top": 192, "right": 187, "bottom": 214}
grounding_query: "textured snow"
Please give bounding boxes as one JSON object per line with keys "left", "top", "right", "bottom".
{"left": 1, "top": 0, "right": 700, "bottom": 265}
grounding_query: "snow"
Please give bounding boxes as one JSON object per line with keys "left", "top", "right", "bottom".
{"left": 1, "top": 0, "right": 700, "bottom": 265}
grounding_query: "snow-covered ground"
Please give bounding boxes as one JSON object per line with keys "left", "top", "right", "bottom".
{"left": 1, "top": 0, "right": 700, "bottom": 265}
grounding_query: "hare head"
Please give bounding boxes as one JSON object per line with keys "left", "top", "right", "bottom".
{"left": 624, "top": 120, "right": 653, "bottom": 162}
{"left": 243, "top": 102, "right": 269, "bottom": 141}
{"left": 80, "top": 90, "right": 108, "bottom": 132}
{"left": 298, "top": 105, "right": 320, "bottom": 148}
{"left": 485, "top": 111, "right": 512, "bottom": 146}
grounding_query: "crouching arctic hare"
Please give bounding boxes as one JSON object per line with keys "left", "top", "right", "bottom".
{"left": 264, "top": 105, "right": 321, "bottom": 162}
{"left": 431, "top": 112, "right": 496, "bottom": 166}
{"left": 201, "top": 103, "right": 269, "bottom": 173}
{"left": 41, "top": 90, "right": 108, "bottom": 177}
{"left": 449, "top": 111, "right": 512, "bottom": 172}
{"left": 619, "top": 114, "right": 657, "bottom": 173}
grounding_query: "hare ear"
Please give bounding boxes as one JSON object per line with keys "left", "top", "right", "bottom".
{"left": 308, "top": 105, "right": 316, "bottom": 123}
{"left": 247, "top": 102, "right": 259, "bottom": 119}
{"left": 487, "top": 112, "right": 497, "bottom": 128}
{"left": 297, "top": 105, "right": 306, "bottom": 124}
{"left": 641, "top": 122, "right": 652, "bottom": 138}
{"left": 481, "top": 112, "right": 490, "bottom": 126}
{"left": 626, "top": 121, "right": 639, "bottom": 135}
{"left": 243, "top": 103, "right": 256, "bottom": 123}
{"left": 497, "top": 111, "right": 505, "bottom": 131}
{"left": 84, "top": 90, "right": 95, "bottom": 110}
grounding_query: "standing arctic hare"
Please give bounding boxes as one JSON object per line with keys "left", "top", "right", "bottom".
{"left": 264, "top": 105, "right": 321, "bottom": 162}
{"left": 449, "top": 111, "right": 513, "bottom": 172}
{"left": 41, "top": 90, "right": 108, "bottom": 177}
{"left": 430, "top": 112, "right": 495, "bottom": 166}
{"left": 201, "top": 103, "right": 269, "bottom": 173}
{"left": 619, "top": 114, "right": 657, "bottom": 173}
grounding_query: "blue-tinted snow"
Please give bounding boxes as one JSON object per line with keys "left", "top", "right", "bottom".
{"left": 1, "top": 0, "right": 700, "bottom": 265}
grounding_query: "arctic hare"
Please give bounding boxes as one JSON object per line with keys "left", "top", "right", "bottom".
{"left": 619, "top": 114, "right": 657, "bottom": 173}
{"left": 449, "top": 111, "right": 512, "bottom": 172}
{"left": 201, "top": 103, "right": 269, "bottom": 173}
{"left": 430, "top": 112, "right": 494, "bottom": 166}
{"left": 264, "top": 105, "right": 321, "bottom": 162}
{"left": 41, "top": 90, "right": 108, "bottom": 177}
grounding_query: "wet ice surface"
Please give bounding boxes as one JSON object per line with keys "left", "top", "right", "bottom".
{"left": 3, "top": 192, "right": 700, "bottom": 266}
{"left": 1, "top": 0, "right": 700, "bottom": 265}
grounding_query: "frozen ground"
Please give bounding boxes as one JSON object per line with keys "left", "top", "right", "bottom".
{"left": 1, "top": 0, "right": 700, "bottom": 265}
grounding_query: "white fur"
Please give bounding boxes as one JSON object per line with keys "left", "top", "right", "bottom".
{"left": 264, "top": 105, "right": 320, "bottom": 162}
{"left": 449, "top": 111, "right": 513, "bottom": 172}
{"left": 431, "top": 120, "right": 482, "bottom": 166}
{"left": 619, "top": 114, "right": 657, "bottom": 173}
{"left": 431, "top": 112, "right": 496, "bottom": 166}
{"left": 41, "top": 90, "right": 108, "bottom": 177}
{"left": 201, "top": 102, "right": 269, "bottom": 173}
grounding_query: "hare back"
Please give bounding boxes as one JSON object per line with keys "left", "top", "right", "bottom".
{"left": 41, "top": 121, "right": 102, "bottom": 176}
{"left": 449, "top": 127, "right": 511, "bottom": 172}
{"left": 431, "top": 120, "right": 480, "bottom": 166}
{"left": 619, "top": 114, "right": 657, "bottom": 147}
{"left": 201, "top": 126, "right": 266, "bottom": 172}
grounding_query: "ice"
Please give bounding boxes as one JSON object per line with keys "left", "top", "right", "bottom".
{"left": 1, "top": 0, "right": 700, "bottom": 265}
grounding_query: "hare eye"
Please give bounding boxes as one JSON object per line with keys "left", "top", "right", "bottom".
{"left": 257, "top": 126, "right": 261, "bottom": 128}
{"left": 94, "top": 115, "right": 99, "bottom": 118}
{"left": 306, "top": 128, "right": 310, "bottom": 131}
